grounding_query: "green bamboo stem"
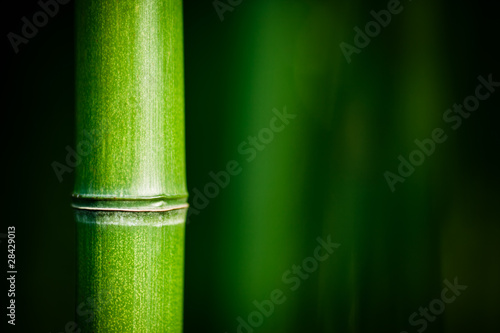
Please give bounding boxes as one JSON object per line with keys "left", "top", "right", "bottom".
{"left": 74, "top": 0, "right": 187, "bottom": 331}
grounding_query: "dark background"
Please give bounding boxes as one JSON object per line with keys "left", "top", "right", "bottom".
{"left": 2, "top": 0, "right": 499, "bottom": 332}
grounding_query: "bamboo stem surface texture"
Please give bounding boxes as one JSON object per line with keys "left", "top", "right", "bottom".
{"left": 74, "top": 1, "right": 187, "bottom": 331}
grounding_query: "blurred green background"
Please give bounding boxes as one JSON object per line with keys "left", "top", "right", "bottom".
{"left": 2, "top": 0, "right": 499, "bottom": 332}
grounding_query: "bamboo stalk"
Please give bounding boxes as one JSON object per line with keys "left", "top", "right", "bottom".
{"left": 74, "top": 0, "right": 187, "bottom": 331}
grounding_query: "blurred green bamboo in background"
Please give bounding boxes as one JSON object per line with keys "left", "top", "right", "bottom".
{"left": 214, "top": 0, "right": 450, "bottom": 332}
